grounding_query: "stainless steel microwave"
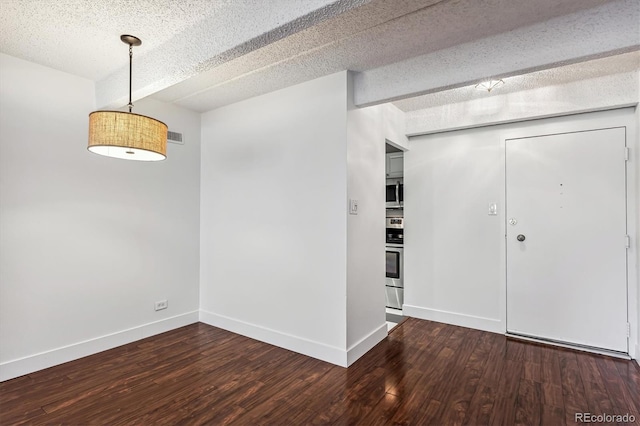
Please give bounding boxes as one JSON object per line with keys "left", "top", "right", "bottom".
{"left": 386, "top": 179, "right": 403, "bottom": 208}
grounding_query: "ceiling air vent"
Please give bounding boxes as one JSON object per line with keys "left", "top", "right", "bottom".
{"left": 167, "top": 130, "right": 184, "bottom": 145}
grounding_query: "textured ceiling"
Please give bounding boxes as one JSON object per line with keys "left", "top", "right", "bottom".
{"left": 392, "top": 51, "right": 640, "bottom": 112}
{"left": 354, "top": 0, "right": 639, "bottom": 106}
{"left": 153, "top": 0, "right": 633, "bottom": 111}
{"left": 1, "top": 0, "right": 637, "bottom": 113}
{"left": 0, "top": 0, "right": 232, "bottom": 81}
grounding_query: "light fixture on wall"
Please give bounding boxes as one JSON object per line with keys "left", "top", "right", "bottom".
{"left": 475, "top": 79, "right": 505, "bottom": 92}
{"left": 88, "top": 35, "right": 167, "bottom": 161}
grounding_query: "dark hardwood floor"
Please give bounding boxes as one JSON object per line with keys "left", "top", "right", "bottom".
{"left": 2, "top": 318, "right": 639, "bottom": 425}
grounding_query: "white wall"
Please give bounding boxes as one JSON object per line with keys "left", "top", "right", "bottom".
{"left": 346, "top": 74, "right": 387, "bottom": 364}
{"left": 200, "top": 71, "right": 387, "bottom": 367}
{"left": 200, "top": 72, "right": 349, "bottom": 364}
{"left": 402, "top": 58, "right": 640, "bottom": 360}
{"left": 404, "top": 126, "right": 504, "bottom": 332}
{"left": 404, "top": 108, "right": 638, "bottom": 357}
{"left": 382, "top": 103, "right": 409, "bottom": 150}
{"left": 0, "top": 53, "right": 201, "bottom": 381}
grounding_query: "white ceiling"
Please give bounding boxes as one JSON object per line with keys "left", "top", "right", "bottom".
{"left": 1, "top": 0, "right": 638, "bottom": 113}
{"left": 0, "top": 0, "right": 232, "bottom": 81}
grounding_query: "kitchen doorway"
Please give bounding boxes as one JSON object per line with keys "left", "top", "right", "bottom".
{"left": 385, "top": 142, "right": 405, "bottom": 331}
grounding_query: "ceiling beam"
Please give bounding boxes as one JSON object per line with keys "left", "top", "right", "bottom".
{"left": 95, "top": 0, "right": 372, "bottom": 109}
{"left": 353, "top": 0, "right": 640, "bottom": 107}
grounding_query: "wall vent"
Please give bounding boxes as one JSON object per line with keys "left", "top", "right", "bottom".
{"left": 167, "top": 130, "right": 184, "bottom": 145}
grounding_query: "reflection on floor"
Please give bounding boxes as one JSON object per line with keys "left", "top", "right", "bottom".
{"left": 5, "top": 318, "right": 637, "bottom": 424}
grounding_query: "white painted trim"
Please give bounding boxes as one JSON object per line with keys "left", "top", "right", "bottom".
{"left": 403, "top": 304, "right": 503, "bottom": 334}
{"left": 346, "top": 323, "right": 387, "bottom": 367}
{"left": 626, "top": 106, "right": 639, "bottom": 361}
{"left": 499, "top": 136, "right": 508, "bottom": 333}
{"left": 199, "top": 309, "right": 348, "bottom": 367}
{"left": 0, "top": 311, "right": 199, "bottom": 382}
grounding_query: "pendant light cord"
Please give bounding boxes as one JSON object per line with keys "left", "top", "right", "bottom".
{"left": 128, "top": 43, "right": 133, "bottom": 113}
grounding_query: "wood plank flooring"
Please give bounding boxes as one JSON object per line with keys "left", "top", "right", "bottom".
{"left": 2, "top": 318, "right": 639, "bottom": 425}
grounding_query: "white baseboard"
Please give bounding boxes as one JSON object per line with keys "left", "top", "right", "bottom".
{"left": 347, "top": 323, "right": 387, "bottom": 366}
{"left": 636, "top": 344, "right": 639, "bottom": 367}
{"left": 199, "top": 309, "right": 349, "bottom": 367}
{"left": 0, "top": 311, "right": 199, "bottom": 382}
{"left": 403, "top": 304, "right": 503, "bottom": 334}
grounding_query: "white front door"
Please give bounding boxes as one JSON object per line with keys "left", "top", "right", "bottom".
{"left": 505, "top": 127, "right": 628, "bottom": 353}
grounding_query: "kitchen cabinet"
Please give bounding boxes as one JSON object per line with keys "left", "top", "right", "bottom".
{"left": 386, "top": 152, "right": 403, "bottom": 178}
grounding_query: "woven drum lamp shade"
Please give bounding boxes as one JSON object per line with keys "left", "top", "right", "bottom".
{"left": 88, "top": 111, "right": 168, "bottom": 161}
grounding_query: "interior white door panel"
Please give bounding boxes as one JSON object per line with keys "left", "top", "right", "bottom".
{"left": 506, "top": 127, "right": 628, "bottom": 353}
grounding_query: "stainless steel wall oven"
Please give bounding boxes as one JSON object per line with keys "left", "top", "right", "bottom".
{"left": 385, "top": 214, "right": 404, "bottom": 310}
{"left": 385, "top": 246, "right": 403, "bottom": 309}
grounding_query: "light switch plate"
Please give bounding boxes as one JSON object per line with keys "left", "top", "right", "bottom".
{"left": 488, "top": 203, "right": 497, "bottom": 216}
{"left": 349, "top": 199, "right": 358, "bottom": 215}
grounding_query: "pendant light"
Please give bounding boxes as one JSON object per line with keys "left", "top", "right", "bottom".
{"left": 88, "top": 35, "right": 167, "bottom": 161}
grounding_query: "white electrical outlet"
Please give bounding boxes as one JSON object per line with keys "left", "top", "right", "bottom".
{"left": 154, "top": 300, "right": 168, "bottom": 311}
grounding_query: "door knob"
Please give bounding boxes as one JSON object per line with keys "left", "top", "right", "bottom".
{"left": 517, "top": 234, "right": 526, "bottom": 242}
